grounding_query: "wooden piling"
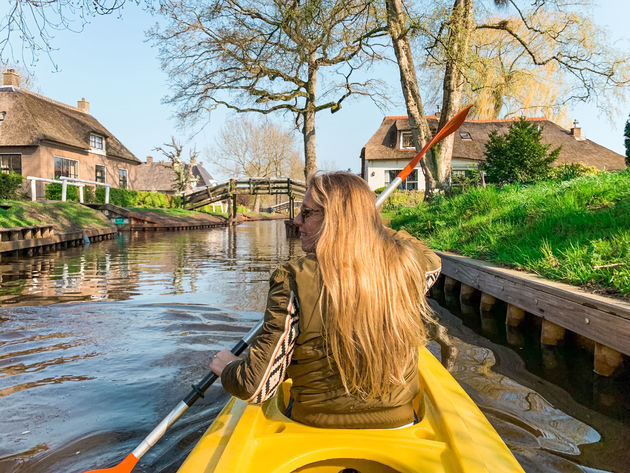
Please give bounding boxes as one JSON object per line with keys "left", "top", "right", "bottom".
{"left": 541, "top": 319, "right": 566, "bottom": 346}
{"left": 443, "top": 276, "right": 458, "bottom": 294}
{"left": 480, "top": 292, "right": 496, "bottom": 312}
{"left": 506, "top": 304, "right": 526, "bottom": 328}
{"left": 460, "top": 283, "right": 476, "bottom": 304}
{"left": 594, "top": 343, "right": 623, "bottom": 377}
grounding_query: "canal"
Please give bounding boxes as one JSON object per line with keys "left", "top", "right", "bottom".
{"left": 0, "top": 220, "right": 628, "bottom": 473}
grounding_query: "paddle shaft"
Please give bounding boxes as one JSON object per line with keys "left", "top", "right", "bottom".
{"left": 131, "top": 319, "right": 264, "bottom": 461}
{"left": 375, "top": 105, "right": 473, "bottom": 208}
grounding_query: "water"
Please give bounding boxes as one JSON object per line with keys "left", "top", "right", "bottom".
{"left": 0, "top": 221, "right": 627, "bottom": 472}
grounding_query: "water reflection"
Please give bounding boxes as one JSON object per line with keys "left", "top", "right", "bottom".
{"left": 0, "top": 224, "right": 300, "bottom": 308}
{"left": 429, "top": 292, "right": 630, "bottom": 473}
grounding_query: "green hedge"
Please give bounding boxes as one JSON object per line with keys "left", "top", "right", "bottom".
{"left": 45, "top": 183, "right": 177, "bottom": 208}
{"left": 0, "top": 173, "right": 24, "bottom": 199}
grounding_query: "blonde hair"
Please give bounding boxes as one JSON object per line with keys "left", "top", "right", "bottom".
{"left": 309, "top": 172, "right": 430, "bottom": 399}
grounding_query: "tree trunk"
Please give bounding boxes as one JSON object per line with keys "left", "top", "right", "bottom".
{"left": 303, "top": 59, "right": 318, "bottom": 182}
{"left": 252, "top": 194, "right": 261, "bottom": 213}
{"left": 385, "top": 0, "right": 435, "bottom": 194}
{"left": 435, "top": 0, "right": 474, "bottom": 192}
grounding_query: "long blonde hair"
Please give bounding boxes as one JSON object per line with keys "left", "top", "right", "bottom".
{"left": 309, "top": 172, "right": 431, "bottom": 399}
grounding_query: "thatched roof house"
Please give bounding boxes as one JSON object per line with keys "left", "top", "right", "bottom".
{"left": 134, "top": 157, "right": 217, "bottom": 195}
{"left": 361, "top": 115, "right": 626, "bottom": 191}
{"left": 0, "top": 69, "right": 141, "bottom": 194}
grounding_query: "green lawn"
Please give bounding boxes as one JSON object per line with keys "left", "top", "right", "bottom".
{"left": 389, "top": 170, "right": 630, "bottom": 298}
{"left": 0, "top": 200, "right": 112, "bottom": 231}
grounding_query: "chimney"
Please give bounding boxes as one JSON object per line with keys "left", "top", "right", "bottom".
{"left": 77, "top": 98, "right": 90, "bottom": 114}
{"left": 146, "top": 156, "right": 153, "bottom": 164}
{"left": 2, "top": 69, "right": 20, "bottom": 87}
{"left": 570, "top": 119, "right": 582, "bottom": 139}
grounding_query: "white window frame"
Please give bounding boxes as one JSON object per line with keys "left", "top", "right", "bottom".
{"left": 118, "top": 168, "right": 128, "bottom": 189}
{"left": 399, "top": 131, "right": 414, "bottom": 149}
{"left": 90, "top": 134, "right": 106, "bottom": 155}
{"left": 54, "top": 156, "right": 79, "bottom": 179}
{"left": 385, "top": 169, "right": 419, "bottom": 191}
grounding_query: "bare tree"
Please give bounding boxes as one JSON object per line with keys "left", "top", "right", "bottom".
{"left": 149, "top": 0, "right": 387, "bottom": 181}
{"left": 211, "top": 117, "right": 303, "bottom": 211}
{"left": 388, "top": 0, "right": 630, "bottom": 195}
{"left": 154, "top": 137, "right": 199, "bottom": 194}
{"left": 0, "top": 0, "right": 130, "bottom": 67}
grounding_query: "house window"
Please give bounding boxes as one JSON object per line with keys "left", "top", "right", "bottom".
{"left": 385, "top": 169, "right": 419, "bottom": 191}
{"left": 54, "top": 157, "right": 79, "bottom": 179}
{"left": 459, "top": 131, "right": 473, "bottom": 141}
{"left": 400, "top": 131, "right": 414, "bottom": 149}
{"left": 118, "top": 168, "right": 128, "bottom": 189}
{"left": 95, "top": 165, "right": 106, "bottom": 183}
{"left": 90, "top": 134, "right": 105, "bottom": 150}
{"left": 1, "top": 154, "right": 22, "bottom": 175}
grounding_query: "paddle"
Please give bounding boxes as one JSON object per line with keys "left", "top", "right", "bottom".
{"left": 375, "top": 104, "right": 473, "bottom": 208}
{"left": 82, "top": 319, "right": 265, "bottom": 473}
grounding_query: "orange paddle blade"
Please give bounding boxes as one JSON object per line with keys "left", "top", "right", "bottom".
{"left": 398, "top": 104, "right": 473, "bottom": 182}
{"left": 83, "top": 453, "right": 139, "bottom": 473}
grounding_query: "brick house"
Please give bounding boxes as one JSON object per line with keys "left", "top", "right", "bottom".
{"left": 0, "top": 69, "right": 141, "bottom": 196}
{"left": 361, "top": 115, "right": 626, "bottom": 191}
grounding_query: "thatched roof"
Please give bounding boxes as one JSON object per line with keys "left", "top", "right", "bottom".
{"left": 0, "top": 85, "right": 140, "bottom": 164}
{"left": 363, "top": 115, "right": 626, "bottom": 170}
{"left": 134, "top": 161, "right": 177, "bottom": 193}
{"left": 192, "top": 164, "right": 217, "bottom": 187}
{"left": 134, "top": 160, "right": 216, "bottom": 193}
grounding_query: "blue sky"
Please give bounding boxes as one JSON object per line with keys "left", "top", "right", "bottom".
{"left": 8, "top": 0, "right": 630, "bottom": 179}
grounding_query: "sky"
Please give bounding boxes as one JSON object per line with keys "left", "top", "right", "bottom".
{"left": 4, "top": 0, "right": 630, "bottom": 179}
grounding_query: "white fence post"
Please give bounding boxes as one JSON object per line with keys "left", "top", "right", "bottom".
{"left": 79, "top": 185, "right": 84, "bottom": 203}
{"left": 105, "top": 186, "right": 110, "bottom": 204}
{"left": 62, "top": 181, "right": 68, "bottom": 202}
{"left": 31, "top": 180, "right": 37, "bottom": 201}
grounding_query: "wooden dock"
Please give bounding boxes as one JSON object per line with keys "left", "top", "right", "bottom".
{"left": 0, "top": 224, "right": 117, "bottom": 260}
{"left": 436, "top": 251, "right": 630, "bottom": 376}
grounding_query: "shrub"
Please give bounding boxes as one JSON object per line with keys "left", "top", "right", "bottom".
{"left": 551, "top": 162, "right": 600, "bottom": 181}
{"left": 45, "top": 182, "right": 79, "bottom": 201}
{"left": 0, "top": 172, "right": 24, "bottom": 199}
{"left": 451, "top": 170, "right": 482, "bottom": 194}
{"left": 483, "top": 118, "right": 560, "bottom": 184}
{"left": 382, "top": 190, "right": 425, "bottom": 211}
{"left": 170, "top": 195, "right": 184, "bottom": 208}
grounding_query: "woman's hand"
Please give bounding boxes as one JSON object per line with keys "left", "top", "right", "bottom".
{"left": 210, "top": 349, "right": 240, "bottom": 376}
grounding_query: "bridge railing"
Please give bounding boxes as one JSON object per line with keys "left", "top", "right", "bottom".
{"left": 184, "top": 178, "right": 306, "bottom": 217}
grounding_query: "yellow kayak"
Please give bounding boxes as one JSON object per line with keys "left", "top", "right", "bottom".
{"left": 178, "top": 347, "right": 525, "bottom": 473}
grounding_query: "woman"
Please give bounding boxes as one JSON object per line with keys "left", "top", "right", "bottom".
{"left": 210, "top": 172, "right": 441, "bottom": 429}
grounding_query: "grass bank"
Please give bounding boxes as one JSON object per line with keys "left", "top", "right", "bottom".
{"left": 390, "top": 170, "right": 630, "bottom": 298}
{"left": 0, "top": 200, "right": 113, "bottom": 233}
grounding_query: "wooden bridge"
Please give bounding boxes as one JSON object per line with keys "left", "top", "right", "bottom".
{"left": 184, "top": 178, "right": 306, "bottom": 219}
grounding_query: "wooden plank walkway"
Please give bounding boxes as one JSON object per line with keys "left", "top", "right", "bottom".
{"left": 437, "top": 251, "right": 630, "bottom": 357}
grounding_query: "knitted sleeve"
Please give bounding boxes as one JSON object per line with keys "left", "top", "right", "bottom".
{"left": 221, "top": 266, "right": 300, "bottom": 404}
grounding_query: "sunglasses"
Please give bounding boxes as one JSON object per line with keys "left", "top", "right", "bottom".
{"left": 299, "top": 205, "right": 323, "bottom": 219}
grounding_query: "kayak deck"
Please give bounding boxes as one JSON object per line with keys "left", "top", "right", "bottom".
{"left": 178, "top": 347, "right": 525, "bottom": 473}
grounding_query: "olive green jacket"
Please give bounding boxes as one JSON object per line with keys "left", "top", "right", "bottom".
{"left": 221, "top": 232, "right": 442, "bottom": 429}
